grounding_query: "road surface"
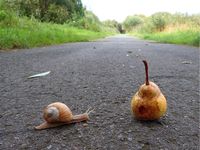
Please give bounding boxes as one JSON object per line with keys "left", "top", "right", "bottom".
{"left": 0, "top": 35, "right": 199, "bottom": 149}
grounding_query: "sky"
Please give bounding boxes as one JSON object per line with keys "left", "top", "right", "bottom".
{"left": 81, "top": 0, "right": 200, "bottom": 22}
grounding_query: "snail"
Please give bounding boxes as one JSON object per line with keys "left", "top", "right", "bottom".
{"left": 35, "top": 102, "right": 93, "bottom": 130}
{"left": 131, "top": 60, "right": 167, "bottom": 120}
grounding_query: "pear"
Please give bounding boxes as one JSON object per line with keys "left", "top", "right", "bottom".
{"left": 131, "top": 60, "right": 167, "bottom": 120}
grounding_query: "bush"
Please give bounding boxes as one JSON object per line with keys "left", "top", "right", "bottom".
{"left": 43, "top": 4, "right": 69, "bottom": 24}
{"left": 0, "top": 10, "right": 19, "bottom": 27}
{"left": 0, "top": 10, "right": 6, "bottom": 21}
{"left": 103, "top": 20, "right": 122, "bottom": 33}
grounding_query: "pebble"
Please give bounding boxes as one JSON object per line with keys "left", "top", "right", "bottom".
{"left": 47, "top": 145, "right": 52, "bottom": 149}
{"left": 128, "top": 137, "right": 132, "bottom": 141}
{"left": 110, "top": 124, "right": 114, "bottom": 129}
{"left": 14, "top": 137, "right": 19, "bottom": 140}
{"left": 21, "top": 144, "right": 28, "bottom": 149}
{"left": 83, "top": 123, "right": 88, "bottom": 127}
{"left": 130, "top": 65, "right": 135, "bottom": 68}
{"left": 140, "top": 144, "right": 145, "bottom": 148}
{"left": 117, "top": 134, "right": 124, "bottom": 141}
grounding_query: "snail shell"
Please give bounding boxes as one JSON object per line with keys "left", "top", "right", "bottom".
{"left": 43, "top": 102, "right": 73, "bottom": 123}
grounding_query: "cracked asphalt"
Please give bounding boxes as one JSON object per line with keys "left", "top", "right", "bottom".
{"left": 0, "top": 35, "right": 199, "bottom": 149}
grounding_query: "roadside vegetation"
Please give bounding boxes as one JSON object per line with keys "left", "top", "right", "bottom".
{"left": 123, "top": 12, "right": 200, "bottom": 46}
{"left": 1, "top": 0, "right": 199, "bottom": 49}
{"left": 0, "top": 0, "right": 119, "bottom": 49}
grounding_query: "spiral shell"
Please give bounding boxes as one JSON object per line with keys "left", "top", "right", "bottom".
{"left": 43, "top": 102, "right": 73, "bottom": 123}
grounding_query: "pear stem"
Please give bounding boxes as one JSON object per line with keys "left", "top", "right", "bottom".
{"left": 142, "top": 60, "right": 149, "bottom": 85}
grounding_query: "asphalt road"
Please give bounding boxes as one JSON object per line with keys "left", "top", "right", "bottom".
{"left": 0, "top": 35, "right": 199, "bottom": 150}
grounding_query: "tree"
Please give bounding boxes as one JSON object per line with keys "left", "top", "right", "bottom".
{"left": 123, "top": 15, "right": 144, "bottom": 32}
{"left": 44, "top": 3, "right": 69, "bottom": 23}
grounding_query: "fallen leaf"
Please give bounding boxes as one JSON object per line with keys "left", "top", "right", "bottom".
{"left": 28, "top": 71, "right": 51, "bottom": 79}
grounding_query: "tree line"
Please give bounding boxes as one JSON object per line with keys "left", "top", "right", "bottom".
{"left": 123, "top": 12, "right": 200, "bottom": 33}
{"left": 1, "top": 0, "right": 84, "bottom": 23}
{"left": 0, "top": 0, "right": 123, "bottom": 33}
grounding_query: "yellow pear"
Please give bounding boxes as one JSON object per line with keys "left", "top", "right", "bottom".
{"left": 131, "top": 60, "right": 167, "bottom": 120}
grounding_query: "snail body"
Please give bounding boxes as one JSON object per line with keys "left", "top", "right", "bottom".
{"left": 131, "top": 60, "right": 167, "bottom": 120}
{"left": 35, "top": 102, "right": 93, "bottom": 130}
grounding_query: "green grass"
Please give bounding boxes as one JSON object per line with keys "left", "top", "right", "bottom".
{"left": 132, "top": 30, "right": 200, "bottom": 47}
{"left": 0, "top": 17, "right": 112, "bottom": 50}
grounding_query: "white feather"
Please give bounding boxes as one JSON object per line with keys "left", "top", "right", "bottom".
{"left": 28, "top": 71, "right": 51, "bottom": 79}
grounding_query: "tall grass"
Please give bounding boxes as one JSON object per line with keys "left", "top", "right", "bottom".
{"left": 126, "top": 13, "right": 200, "bottom": 47}
{"left": 0, "top": 17, "right": 112, "bottom": 49}
{"left": 137, "top": 29, "right": 200, "bottom": 46}
{"left": 0, "top": 7, "right": 115, "bottom": 50}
